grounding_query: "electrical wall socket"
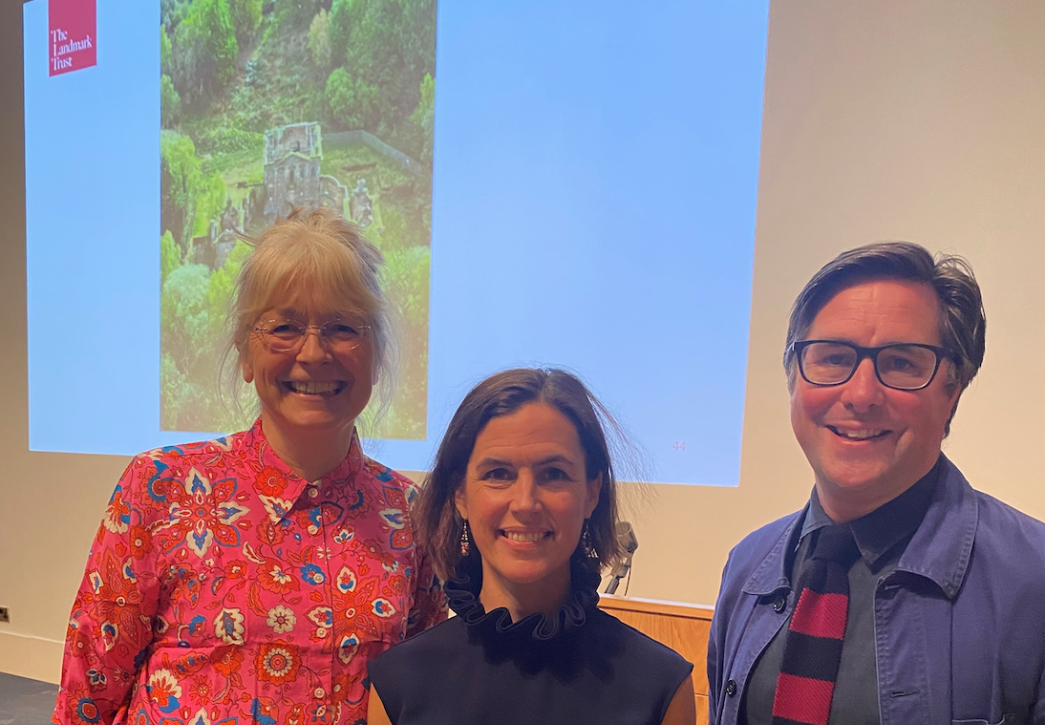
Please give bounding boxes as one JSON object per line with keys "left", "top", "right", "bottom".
{"left": 0, "top": 607, "right": 9, "bottom": 622}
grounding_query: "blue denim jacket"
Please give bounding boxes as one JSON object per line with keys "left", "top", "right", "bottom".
{"left": 708, "top": 456, "right": 1045, "bottom": 725}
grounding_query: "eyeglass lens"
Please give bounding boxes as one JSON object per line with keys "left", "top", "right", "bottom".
{"left": 260, "top": 320, "right": 365, "bottom": 351}
{"left": 799, "top": 342, "right": 939, "bottom": 389}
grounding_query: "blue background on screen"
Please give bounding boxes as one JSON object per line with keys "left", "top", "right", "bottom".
{"left": 24, "top": 0, "right": 768, "bottom": 486}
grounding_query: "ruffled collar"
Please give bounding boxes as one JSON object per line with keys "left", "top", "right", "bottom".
{"left": 445, "top": 554, "right": 601, "bottom": 643}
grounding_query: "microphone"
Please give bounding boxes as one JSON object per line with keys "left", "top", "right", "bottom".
{"left": 603, "top": 521, "right": 638, "bottom": 595}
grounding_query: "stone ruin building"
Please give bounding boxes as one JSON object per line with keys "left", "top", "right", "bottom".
{"left": 193, "top": 122, "right": 362, "bottom": 270}
{"left": 263, "top": 122, "right": 348, "bottom": 218}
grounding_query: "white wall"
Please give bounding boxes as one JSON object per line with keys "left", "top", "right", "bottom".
{"left": 3, "top": 0, "right": 1045, "bottom": 683}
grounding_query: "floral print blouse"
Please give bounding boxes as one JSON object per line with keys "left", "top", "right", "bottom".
{"left": 53, "top": 419, "right": 446, "bottom": 725}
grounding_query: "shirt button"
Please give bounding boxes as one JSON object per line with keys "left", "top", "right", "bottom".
{"left": 308, "top": 486, "right": 319, "bottom": 498}
{"left": 726, "top": 679, "right": 737, "bottom": 697}
{"left": 773, "top": 594, "right": 787, "bottom": 613}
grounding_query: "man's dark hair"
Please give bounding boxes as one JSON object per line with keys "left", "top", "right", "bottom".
{"left": 784, "top": 242, "right": 986, "bottom": 433}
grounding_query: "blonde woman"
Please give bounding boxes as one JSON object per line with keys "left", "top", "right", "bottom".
{"left": 53, "top": 209, "right": 444, "bottom": 725}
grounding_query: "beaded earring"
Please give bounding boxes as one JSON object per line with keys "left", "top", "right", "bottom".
{"left": 459, "top": 520, "right": 471, "bottom": 556}
{"left": 581, "top": 519, "right": 598, "bottom": 559}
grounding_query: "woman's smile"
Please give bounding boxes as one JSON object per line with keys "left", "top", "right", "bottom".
{"left": 455, "top": 403, "right": 601, "bottom": 615}
{"left": 281, "top": 380, "right": 348, "bottom": 396}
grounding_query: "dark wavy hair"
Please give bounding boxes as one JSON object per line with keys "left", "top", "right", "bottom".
{"left": 414, "top": 368, "right": 623, "bottom": 582}
{"left": 784, "top": 241, "right": 986, "bottom": 434}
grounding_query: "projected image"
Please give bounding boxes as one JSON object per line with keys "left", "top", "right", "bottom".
{"left": 27, "top": 1, "right": 769, "bottom": 483}
{"left": 158, "top": 0, "right": 435, "bottom": 438}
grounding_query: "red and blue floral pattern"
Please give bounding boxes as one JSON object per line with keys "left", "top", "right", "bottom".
{"left": 53, "top": 420, "right": 445, "bottom": 725}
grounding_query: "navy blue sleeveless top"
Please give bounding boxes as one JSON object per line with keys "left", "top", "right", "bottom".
{"left": 367, "top": 557, "right": 693, "bottom": 725}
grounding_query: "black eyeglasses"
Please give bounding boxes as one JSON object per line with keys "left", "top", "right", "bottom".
{"left": 789, "top": 340, "right": 957, "bottom": 391}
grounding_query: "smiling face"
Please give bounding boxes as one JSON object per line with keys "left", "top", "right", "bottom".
{"left": 455, "top": 402, "right": 601, "bottom": 613}
{"left": 790, "top": 278, "right": 961, "bottom": 521}
{"left": 241, "top": 295, "right": 374, "bottom": 450}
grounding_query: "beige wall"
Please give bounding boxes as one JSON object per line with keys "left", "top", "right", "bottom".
{"left": 624, "top": 0, "right": 1045, "bottom": 606}
{"left": 3, "top": 0, "right": 1045, "bottom": 683}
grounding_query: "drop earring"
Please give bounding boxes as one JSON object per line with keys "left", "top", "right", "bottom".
{"left": 460, "top": 520, "right": 471, "bottom": 556}
{"left": 581, "top": 519, "right": 597, "bottom": 559}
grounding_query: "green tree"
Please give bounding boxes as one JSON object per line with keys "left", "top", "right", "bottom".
{"left": 384, "top": 245, "right": 431, "bottom": 331}
{"left": 275, "top": 0, "right": 322, "bottom": 31}
{"left": 161, "top": 264, "right": 226, "bottom": 430}
{"left": 328, "top": 0, "right": 360, "bottom": 61}
{"left": 308, "top": 9, "right": 332, "bottom": 70}
{"left": 161, "top": 230, "right": 182, "bottom": 283}
{"left": 343, "top": 0, "right": 435, "bottom": 132}
{"left": 160, "top": 25, "right": 173, "bottom": 73}
{"left": 160, "top": 352, "right": 189, "bottom": 429}
{"left": 171, "top": 0, "right": 238, "bottom": 106}
{"left": 161, "top": 263, "right": 213, "bottom": 382}
{"left": 206, "top": 266, "right": 235, "bottom": 338}
{"left": 161, "top": 74, "right": 181, "bottom": 127}
{"left": 228, "top": 0, "right": 263, "bottom": 45}
{"left": 161, "top": 131, "right": 203, "bottom": 251}
{"left": 325, "top": 67, "right": 379, "bottom": 130}
{"left": 192, "top": 174, "right": 228, "bottom": 239}
{"left": 409, "top": 72, "right": 435, "bottom": 165}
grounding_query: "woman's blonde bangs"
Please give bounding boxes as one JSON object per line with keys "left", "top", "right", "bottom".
{"left": 240, "top": 226, "right": 381, "bottom": 325}
{"left": 223, "top": 208, "right": 399, "bottom": 431}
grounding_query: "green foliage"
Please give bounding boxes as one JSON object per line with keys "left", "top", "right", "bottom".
{"left": 384, "top": 245, "right": 431, "bottom": 330}
{"left": 160, "top": 352, "right": 190, "bottom": 430}
{"left": 193, "top": 174, "right": 228, "bottom": 239}
{"left": 207, "top": 266, "right": 236, "bottom": 335}
{"left": 228, "top": 0, "right": 263, "bottom": 44}
{"left": 369, "top": 203, "right": 407, "bottom": 252}
{"left": 161, "top": 74, "right": 182, "bottom": 127}
{"left": 161, "top": 230, "right": 182, "bottom": 283}
{"left": 162, "top": 263, "right": 212, "bottom": 371}
{"left": 161, "top": 131, "right": 203, "bottom": 250}
{"left": 161, "top": 0, "right": 190, "bottom": 28}
{"left": 226, "top": 238, "right": 254, "bottom": 270}
{"left": 161, "top": 264, "right": 236, "bottom": 431}
{"left": 226, "top": 84, "right": 276, "bottom": 133}
{"left": 341, "top": 0, "right": 435, "bottom": 149}
{"left": 325, "top": 67, "right": 379, "bottom": 130}
{"left": 195, "top": 124, "right": 264, "bottom": 155}
{"left": 328, "top": 0, "right": 360, "bottom": 61}
{"left": 410, "top": 72, "right": 435, "bottom": 164}
{"left": 159, "top": 240, "right": 258, "bottom": 433}
{"left": 171, "top": 0, "right": 239, "bottom": 107}
{"left": 161, "top": 25, "right": 173, "bottom": 72}
{"left": 368, "top": 240, "right": 431, "bottom": 439}
{"left": 307, "top": 9, "right": 332, "bottom": 70}
{"left": 275, "top": 0, "right": 323, "bottom": 31}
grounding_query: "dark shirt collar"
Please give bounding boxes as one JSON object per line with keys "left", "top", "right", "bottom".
{"left": 801, "top": 456, "right": 943, "bottom": 569}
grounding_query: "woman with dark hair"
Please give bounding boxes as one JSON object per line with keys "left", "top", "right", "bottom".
{"left": 367, "top": 368, "right": 695, "bottom": 725}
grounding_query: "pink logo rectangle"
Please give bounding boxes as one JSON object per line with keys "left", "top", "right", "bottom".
{"left": 49, "top": 0, "right": 97, "bottom": 77}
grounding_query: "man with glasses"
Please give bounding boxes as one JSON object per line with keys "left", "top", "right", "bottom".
{"left": 708, "top": 242, "right": 1045, "bottom": 725}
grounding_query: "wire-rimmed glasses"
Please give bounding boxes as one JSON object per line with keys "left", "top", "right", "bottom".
{"left": 789, "top": 339, "right": 956, "bottom": 391}
{"left": 252, "top": 318, "right": 371, "bottom": 353}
